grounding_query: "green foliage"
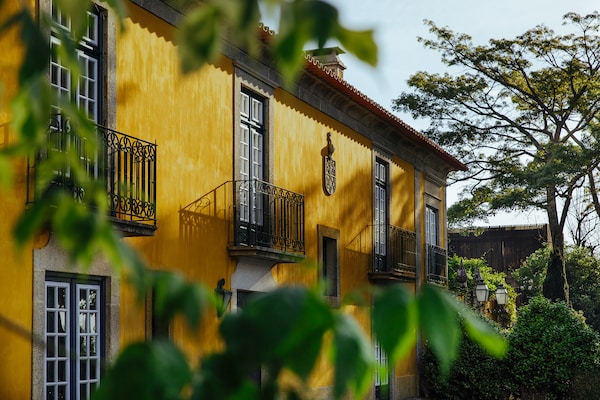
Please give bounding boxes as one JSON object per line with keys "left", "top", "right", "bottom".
{"left": 448, "top": 255, "right": 517, "bottom": 327}
{"left": 177, "top": 0, "right": 377, "bottom": 87}
{"left": 331, "top": 313, "right": 373, "bottom": 398}
{"left": 515, "top": 244, "right": 600, "bottom": 332}
{"left": 93, "top": 340, "right": 192, "bottom": 400}
{"left": 151, "top": 270, "right": 212, "bottom": 331}
{"left": 91, "top": 283, "right": 506, "bottom": 400}
{"left": 274, "top": 0, "right": 377, "bottom": 86}
{"left": 372, "top": 285, "right": 417, "bottom": 363}
{"left": 423, "top": 296, "right": 600, "bottom": 400}
{"left": 507, "top": 296, "right": 600, "bottom": 398}
{"left": 422, "top": 317, "right": 509, "bottom": 400}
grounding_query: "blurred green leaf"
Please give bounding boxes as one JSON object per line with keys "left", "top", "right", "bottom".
{"left": 100, "top": 0, "right": 128, "bottom": 29}
{"left": 332, "top": 313, "right": 373, "bottom": 399}
{"left": 418, "top": 284, "right": 461, "bottom": 374}
{"left": 54, "top": 0, "right": 91, "bottom": 39}
{"left": 274, "top": 0, "right": 377, "bottom": 86}
{"left": 458, "top": 303, "right": 507, "bottom": 358}
{"left": 177, "top": 0, "right": 377, "bottom": 88}
{"left": 191, "top": 351, "right": 260, "bottom": 399}
{"left": 93, "top": 339, "right": 191, "bottom": 400}
{"left": 336, "top": 26, "right": 377, "bottom": 66}
{"left": 220, "top": 287, "right": 334, "bottom": 379}
{"left": 373, "top": 285, "right": 418, "bottom": 364}
{"left": 10, "top": 75, "right": 51, "bottom": 147}
{"left": 52, "top": 196, "right": 101, "bottom": 265}
{"left": 16, "top": 10, "right": 50, "bottom": 85}
{"left": 13, "top": 189, "right": 53, "bottom": 247}
{"left": 177, "top": 4, "right": 223, "bottom": 74}
{"left": 152, "top": 270, "right": 209, "bottom": 331}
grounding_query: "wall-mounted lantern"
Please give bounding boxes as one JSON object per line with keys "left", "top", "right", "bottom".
{"left": 214, "top": 278, "right": 232, "bottom": 318}
{"left": 495, "top": 284, "right": 508, "bottom": 306}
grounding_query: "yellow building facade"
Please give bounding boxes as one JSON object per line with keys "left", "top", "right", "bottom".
{"left": 0, "top": 1, "right": 465, "bottom": 399}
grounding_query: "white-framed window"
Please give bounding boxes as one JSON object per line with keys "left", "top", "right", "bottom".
{"left": 50, "top": 1, "right": 102, "bottom": 123}
{"left": 425, "top": 205, "right": 439, "bottom": 246}
{"left": 239, "top": 89, "right": 265, "bottom": 225}
{"left": 49, "top": 1, "right": 103, "bottom": 185}
{"left": 45, "top": 276, "right": 103, "bottom": 400}
{"left": 374, "top": 158, "right": 389, "bottom": 271}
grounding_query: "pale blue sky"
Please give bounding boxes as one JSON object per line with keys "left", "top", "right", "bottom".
{"left": 324, "top": 1, "right": 599, "bottom": 226}
{"left": 328, "top": 0, "right": 599, "bottom": 127}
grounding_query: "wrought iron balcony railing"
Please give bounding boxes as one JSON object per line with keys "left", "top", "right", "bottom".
{"left": 27, "top": 115, "right": 157, "bottom": 232}
{"left": 371, "top": 224, "right": 417, "bottom": 281}
{"left": 180, "top": 179, "right": 305, "bottom": 258}
{"left": 233, "top": 179, "right": 305, "bottom": 254}
{"left": 426, "top": 244, "right": 448, "bottom": 285}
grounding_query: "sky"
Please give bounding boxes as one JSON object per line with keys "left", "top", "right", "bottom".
{"left": 321, "top": 0, "right": 600, "bottom": 226}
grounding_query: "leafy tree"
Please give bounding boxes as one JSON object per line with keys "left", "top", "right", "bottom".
{"left": 0, "top": 0, "right": 506, "bottom": 398}
{"left": 393, "top": 13, "right": 600, "bottom": 303}
{"left": 514, "top": 244, "right": 600, "bottom": 332}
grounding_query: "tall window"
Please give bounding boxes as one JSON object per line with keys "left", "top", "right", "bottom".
{"left": 318, "top": 225, "right": 340, "bottom": 302}
{"left": 239, "top": 89, "right": 265, "bottom": 225}
{"left": 425, "top": 206, "right": 439, "bottom": 245}
{"left": 374, "top": 159, "right": 388, "bottom": 271}
{"left": 49, "top": 2, "right": 104, "bottom": 185}
{"left": 50, "top": 3, "right": 102, "bottom": 123}
{"left": 45, "top": 276, "right": 103, "bottom": 400}
{"left": 322, "top": 237, "right": 338, "bottom": 297}
{"left": 374, "top": 340, "right": 390, "bottom": 400}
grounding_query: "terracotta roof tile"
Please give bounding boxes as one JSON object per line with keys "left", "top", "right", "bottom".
{"left": 258, "top": 23, "right": 466, "bottom": 171}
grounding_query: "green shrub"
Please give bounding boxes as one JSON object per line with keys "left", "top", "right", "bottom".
{"left": 507, "top": 296, "right": 600, "bottom": 399}
{"left": 422, "top": 296, "right": 600, "bottom": 399}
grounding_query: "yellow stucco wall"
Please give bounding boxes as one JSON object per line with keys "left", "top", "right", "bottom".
{"left": 0, "top": 0, "right": 36, "bottom": 397}
{"left": 271, "top": 90, "right": 420, "bottom": 390}
{"left": 0, "top": 0, "right": 442, "bottom": 397}
{"left": 116, "top": 3, "right": 236, "bottom": 358}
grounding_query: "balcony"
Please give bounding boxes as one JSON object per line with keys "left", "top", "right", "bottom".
{"left": 27, "top": 115, "right": 157, "bottom": 236}
{"left": 426, "top": 244, "right": 448, "bottom": 285}
{"left": 180, "top": 180, "right": 305, "bottom": 263}
{"left": 368, "top": 225, "right": 417, "bottom": 283}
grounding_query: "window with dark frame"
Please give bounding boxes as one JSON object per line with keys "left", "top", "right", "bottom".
{"left": 150, "top": 288, "right": 170, "bottom": 339}
{"left": 50, "top": 1, "right": 103, "bottom": 124}
{"left": 44, "top": 274, "right": 104, "bottom": 400}
{"left": 374, "top": 158, "right": 389, "bottom": 271}
{"left": 322, "top": 236, "right": 338, "bottom": 297}
{"left": 49, "top": 1, "right": 106, "bottom": 195}
{"left": 318, "top": 225, "right": 340, "bottom": 302}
